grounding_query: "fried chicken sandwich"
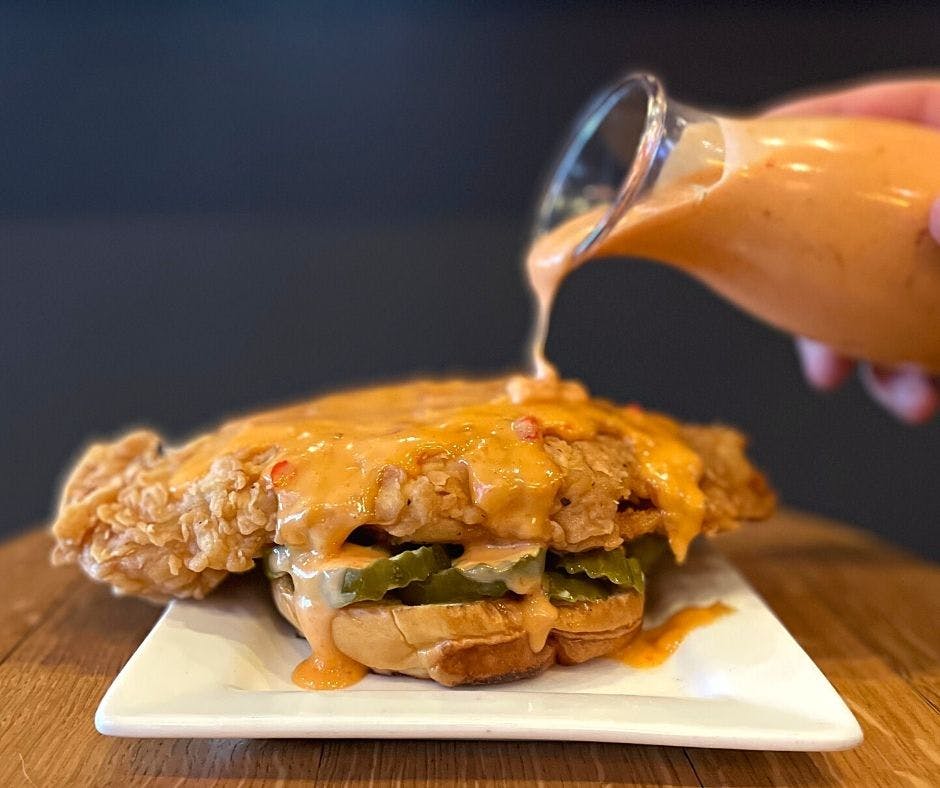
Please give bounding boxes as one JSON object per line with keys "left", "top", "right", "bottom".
{"left": 51, "top": 376, "right": 774, "bottom": 687}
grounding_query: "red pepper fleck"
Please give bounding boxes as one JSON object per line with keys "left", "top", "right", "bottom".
{"left": 512, "top": 416, "right": 542, "bottom": 441}
{"left": 625, "top": 402, "right": 645, "bottom": 415}
{"left": 270, "top": 460, "right": 294, "bottom": 486}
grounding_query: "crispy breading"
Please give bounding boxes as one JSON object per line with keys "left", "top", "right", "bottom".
{"left": 51, "top": 420, "right": 773, "bottom": 601}
{"left": 51, "top": 431, "right": 278, "bottom": 600}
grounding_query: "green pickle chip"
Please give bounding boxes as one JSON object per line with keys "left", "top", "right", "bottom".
{"left": 553, "top": 546, "right": 645, "bottom": 593}
{"left": 269, "top": 540, "right": 650, "bottom": 610}
{"left": 627, "top": 535, "right": 670, "bottom": 574}
{"left": 262, "top": 556, "right": 282, "bottom": 581}
{"left": 543, "top": 571, "right": 610, "bottom": 604}
{"left": 453, "top": 545, "right": 546, "bottom": 593}
{"left": 262, "top": 546, "right": 289, "bottom": 580}
{"left": 332, "top": 545, "right": 450, "bottom": 607}
{"left": 397, "top": 568, "right": 508, "bottom": 605}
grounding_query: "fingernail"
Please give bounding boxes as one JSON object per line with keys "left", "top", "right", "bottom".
{"left": 891, "top": 371, "right": 939, "bottom": 424}
{"left": 864, "top": 365, "right": 939, "bottom": 424}
{"left": 796, "top": 337, "right": 852, "bottom": 390}
{"left": 930, "top": 198, "right": 940, "bottom": 244}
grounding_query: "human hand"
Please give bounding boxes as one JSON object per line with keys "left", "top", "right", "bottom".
{"left": 768, "top": 79, "right": 940, "bottom": 424}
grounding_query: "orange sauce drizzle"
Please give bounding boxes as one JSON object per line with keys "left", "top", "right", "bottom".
{"left": 169, "top": 377, "right": 706, "bottom": 563}
{"left": 617, "top": 602, "right": 733, "bottom": 668}
{"left": 519, "top": 586, "right": 560, "bottom": 653}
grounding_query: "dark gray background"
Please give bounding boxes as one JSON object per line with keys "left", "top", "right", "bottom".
{"left": 1, "top": 2, "right": 937, "bottom": 558}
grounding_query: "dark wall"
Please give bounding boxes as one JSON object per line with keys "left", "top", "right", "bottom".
{"left": 1, "top": 2, "right": 938, "bottom": 558}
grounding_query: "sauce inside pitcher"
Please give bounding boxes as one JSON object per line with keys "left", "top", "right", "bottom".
{"left": 528, "top": 114, "right": 940, "bottom": 377}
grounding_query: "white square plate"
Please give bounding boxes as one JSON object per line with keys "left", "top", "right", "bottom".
{"left": 96, "top": 541, "right": 861, "bottom": 750}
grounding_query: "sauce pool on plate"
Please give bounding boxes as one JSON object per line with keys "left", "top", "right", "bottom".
{"left": 292, "top": 653, "right": 368, "bottom": 691}
{"left": 616, "top": 602, "right": 733, "bottom": 669}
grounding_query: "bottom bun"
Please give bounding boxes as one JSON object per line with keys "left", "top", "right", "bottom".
{"left": 273, "top": 584, "right": 644, "bottom": 686}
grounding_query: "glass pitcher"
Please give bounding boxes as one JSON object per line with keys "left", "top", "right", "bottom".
{"left": 529, "top": 72, "right": 940, "bottom": 373}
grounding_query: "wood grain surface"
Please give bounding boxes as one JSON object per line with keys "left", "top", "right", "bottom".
{"left": 0, "top": 510, "right": 937, "bottom": 787}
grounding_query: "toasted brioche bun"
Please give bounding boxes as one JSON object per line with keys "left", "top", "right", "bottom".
{"left": 272, "top": 579, "right": 643, "bottom": 686}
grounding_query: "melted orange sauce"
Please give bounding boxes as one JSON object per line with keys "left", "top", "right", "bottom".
{"left": 519, "top": 586, "right": 560, "bottom": 653}
{"left": 291, "top": 654, "right": 367, "bottom": 690}
{"left": 617, "top": 602, "right": 733, "bottom": 668}
{"left": 207, "top": 375, "right": 711, "bottom": 690}
{"left": 170, "top": 376, "right": 706, "bottom": 562}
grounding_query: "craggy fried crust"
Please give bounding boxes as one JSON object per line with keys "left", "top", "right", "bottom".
{"left": 51, "top": 424, "right": 774, "bottom": 600}
{"left": 50, "top": 431, "right": 278, "bottom": 599}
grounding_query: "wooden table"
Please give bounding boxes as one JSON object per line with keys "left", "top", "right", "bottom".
{"left": 0, "top": 510, "right": 937, "bottom": 787}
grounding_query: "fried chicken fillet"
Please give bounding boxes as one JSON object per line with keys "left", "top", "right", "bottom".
{"left": 51, "top": 378, "right": 772, "bottom": 600}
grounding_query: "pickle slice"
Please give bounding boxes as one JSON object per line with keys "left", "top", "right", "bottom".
{"left": 627, "top": 535, "right": 669, "bottom": 574}
{"left": 397, "top": 568, "right": 508, "bottom": 605}
{"left": 543, "top": 571, "right": 610, "bottom": 604}
{"left": 333, "top": 545, "right": 450, "bottom": 607}
{"left": 453, "top": 544, "right": 546, "bottom": 593}
{"left": 262, "top": 546, "right": 290, "bottom": 580}
{"left": 553, "top": 547, "right": 645, "bottom": 593}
